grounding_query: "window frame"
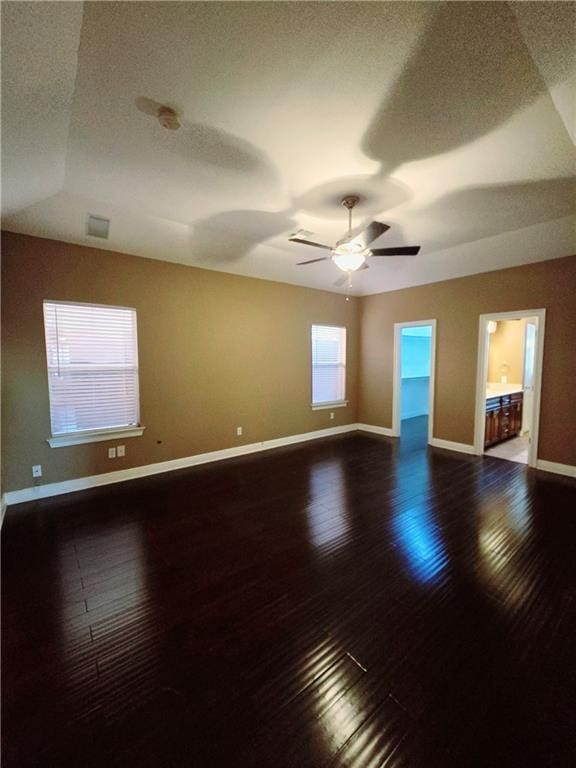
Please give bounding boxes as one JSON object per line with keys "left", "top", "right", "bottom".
{"left": 43, "top": 299, "right": 145, "bottom": 448}
{"left": 310, "top": 324, "right": 348, "bottom": 410}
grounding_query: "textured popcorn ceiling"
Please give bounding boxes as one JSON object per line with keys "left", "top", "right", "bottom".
{"left": 2, "top": 1, "right": 575, "bottom": 295}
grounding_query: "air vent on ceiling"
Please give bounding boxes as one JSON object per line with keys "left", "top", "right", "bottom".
{"left": 86, "top": 214, "right": 110, "bottom": 239}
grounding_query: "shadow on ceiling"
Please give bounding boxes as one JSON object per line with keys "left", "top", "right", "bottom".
{"left": 187, "top": 2, "right": 575, "bottom": 270}
{"left": 188, "top": 174, "right": 576, "bottom": 270}
{"left": 415, "top": 176, "right": 576, "bottom": 253}
{"left": 136, "top": 96, "right": 272, "bottom": 174}
{"left": 362, "top": 1, "right": 553, "bottom": 174}
{"left": 187, "top": 178, "right": 413, "bottom": 265}
{"left": 293, "top": 175, "right": 412, "bottom": 221}
{"left": 188, "top": 209, "right": 296, "bottom": 262}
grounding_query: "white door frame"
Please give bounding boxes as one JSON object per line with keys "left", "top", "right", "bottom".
{"left": 473, "top": 308, "right": 546, "bottom": 468}
{"left": 392, "top": 319, "right": 437, "bottom": 444}
{"left": 521, "top": 320, "right": 538, "bottom": 436}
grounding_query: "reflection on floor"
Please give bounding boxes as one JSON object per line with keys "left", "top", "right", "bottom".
{"left": 400, "top": 414, "right": 428, "bottom": 452}
{"left": 485, "top": 434, "right": 529, "bottom": 464}
{"left": 3, "top": 425, "right": 576, "bottom": 767}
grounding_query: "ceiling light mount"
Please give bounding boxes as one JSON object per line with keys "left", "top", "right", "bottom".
{"left": 157, "top": 105, "right": 180, "bottom": 130}
{"left": 341, "top": 195, "right": 360, "bottom": 211}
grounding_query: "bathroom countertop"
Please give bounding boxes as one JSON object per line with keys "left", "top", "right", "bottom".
{"left": 485, "top": 383, "right": 523, "bottom": 399}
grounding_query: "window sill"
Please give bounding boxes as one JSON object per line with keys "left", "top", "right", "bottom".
{"left": 311, "top": 401, "right": 348, "bottom": 411}
{"left": 47, "top": 426, "right": 145, "bottom": 448}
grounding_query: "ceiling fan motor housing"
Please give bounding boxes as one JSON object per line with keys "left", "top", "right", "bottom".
{"left": 341, "top": 195, "right": 360, "bottom": 210}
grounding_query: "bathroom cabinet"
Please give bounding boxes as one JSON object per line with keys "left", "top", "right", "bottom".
{"left": 484, "top": 391, "right": 523, "bottom": 448}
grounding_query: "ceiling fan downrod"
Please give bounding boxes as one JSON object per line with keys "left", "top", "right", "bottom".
{"left": 341, "top": 195, "right": 360, "bottom": 234}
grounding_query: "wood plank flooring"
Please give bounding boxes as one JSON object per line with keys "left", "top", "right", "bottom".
{"left": 3, "top": 417, "right": 576, "bottom": 767}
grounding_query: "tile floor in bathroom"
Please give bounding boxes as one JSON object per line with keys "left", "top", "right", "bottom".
{"left": 485, "top": 434, "right": 530, "bottom": 464}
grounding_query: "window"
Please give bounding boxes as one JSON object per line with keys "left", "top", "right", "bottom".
{"left": 311, "top": 325, "right": 347, "bottom": 408}
{"left": 43, "top": 301, "right": 143, "bottom": 446}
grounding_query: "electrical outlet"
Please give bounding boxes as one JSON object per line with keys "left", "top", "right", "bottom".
{"left": 330, "top": 412, "right": 335, "bottom": 420}
{"left": 117, "top": 445, "right": 125, "bottom": 457}
{"left": 108, "top": 447, "right": 116, "bottom": 459}
{"left": 32, "top": 464, "right": 42, "bottom": 478}
{"left": 236, "top": 426, "right": 243, "bottom": 436}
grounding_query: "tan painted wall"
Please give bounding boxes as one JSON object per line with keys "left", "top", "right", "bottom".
{"left": 487, "top": 318, "right": 527, "bottom": 384}
{"left": 2, "top": 233, "right": 575, "bottom": 494}
{"left": 1, "top": 232, "right": 359, "bottom": 492}
{"left": 359, "top": 255, "right": 576, "bottom": 466}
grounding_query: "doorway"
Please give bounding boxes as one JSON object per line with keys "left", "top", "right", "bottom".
{"left": 393, "top": 320, "right": 436, "bottom": 447}
{"left": 474, "top": 309, "right": 546, "bottom": 467}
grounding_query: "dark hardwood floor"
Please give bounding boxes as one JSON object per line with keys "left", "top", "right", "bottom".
{"left": 3, "top": 417, "right": 576, "bottom": 767}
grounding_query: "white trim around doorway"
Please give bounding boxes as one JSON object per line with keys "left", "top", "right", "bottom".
{"left": 392, "top": 319, "right": 437, "bottom": 444}
{"left": 473, "top": 308, "right": 546, "bottom": 468}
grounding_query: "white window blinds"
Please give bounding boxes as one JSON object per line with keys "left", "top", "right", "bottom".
{"left": 43, "top": 301, "right": 140, "bottom": 436}
{"left": 311, "top": 325, "right": 346, "bottom": 405}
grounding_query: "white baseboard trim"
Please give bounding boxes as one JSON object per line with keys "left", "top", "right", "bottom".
{"left": 429, "top": 438, "right": 476, "bottom": 455}
{"left": 356, "top": 423, "right": 396, "bottom": 437}
{"left": 536, "top": 460, "right": 576, "bottom": 479}
{"left": 5, "top": 426, "right": 574, "bottom": 509}
{"left": 259, "top": 424, "right": 357, "bottom": 451}
{"left": 4, "top": 424, "right": 358, "bottom": 507}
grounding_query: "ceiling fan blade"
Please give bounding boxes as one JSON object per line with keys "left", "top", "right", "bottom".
{"left": 341, "top": 221, "right": 390, "bottom": 249}
{"left": 296, "top": 256, "right": 331, "bottom": 266}
{"left": 288, "top": 229, "right": 332, "bottom": 251}
{"left": 370, "top": 245, "right": 421, "bottom": 256}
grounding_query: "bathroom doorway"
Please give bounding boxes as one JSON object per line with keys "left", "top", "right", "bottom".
{"left": 474, "top": 310, "right": 545, "bottom": 467}
{"left": 392, "top": 320, "right": 436, "bottom": 448}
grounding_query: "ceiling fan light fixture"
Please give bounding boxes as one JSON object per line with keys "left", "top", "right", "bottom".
{"left": 334, "top": 240, "right": 364, "bottom": 255}
{"left": 332, "top": 251, "right": 366, "bottom": 272}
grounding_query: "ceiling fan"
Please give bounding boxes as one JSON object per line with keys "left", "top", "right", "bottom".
{"left": 289, "top": 195, "right": 420, "bottom": 286}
